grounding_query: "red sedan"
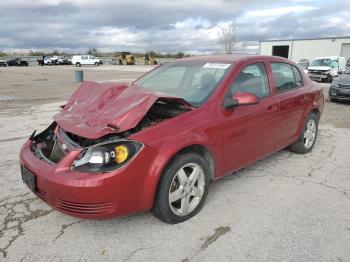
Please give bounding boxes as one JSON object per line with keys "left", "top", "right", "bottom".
{"left": 20, "top": 55, "right": 324, "bottom": 223}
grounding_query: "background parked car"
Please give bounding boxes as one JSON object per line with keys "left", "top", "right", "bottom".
{"left": 0, "top": 59, "right": 6, "bottom": 67}
{"left": 58, "top": 57, "right": 72, "bottom": 65}
{"left": 308, "top": 56, "right": 345, "bottom": 83}
{"left": 329, "top": 67, "right": 350, "bottom": 102}
{"left": 109, "top": 58, "right": 118, "bottom": 65}
{"left": 38, "top": 56, "right": 72, "bottom": 65}
{"left": 7, "top": 58, "right": 29, "bottom": 66}
{"left": 72, "top": 55, "right": 103, "bottom": 67}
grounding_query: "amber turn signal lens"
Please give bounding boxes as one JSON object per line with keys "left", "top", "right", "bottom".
{"left": 114, "top": 145, "right": 129, "bottom": 164}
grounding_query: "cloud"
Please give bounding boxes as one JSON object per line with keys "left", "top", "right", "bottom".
{"left": 0, "top": 0, "right": 349, "bottom": 53}
{"left": 244, "top": 5, "right": 316, "bottom": 17}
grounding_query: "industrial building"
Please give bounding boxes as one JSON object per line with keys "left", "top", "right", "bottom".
{"left": 259, "top": 36, "right": 350, "bottom": 62}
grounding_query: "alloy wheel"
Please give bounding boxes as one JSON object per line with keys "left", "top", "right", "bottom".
{"left": 304, "top": 118, "right": 317, "bottom": 149}
{"left": 168, "top": 163, "right": 205, "bottom": 216}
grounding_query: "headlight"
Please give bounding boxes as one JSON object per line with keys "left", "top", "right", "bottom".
{"left": 72, "top": 141, "right": 142, "bottom": 172}
{"left": 324, "top": 70, "right": 331, "bottom": 74}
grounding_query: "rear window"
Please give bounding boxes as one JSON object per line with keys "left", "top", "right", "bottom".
{"left": 292, "top": 66, "right": 303, "bottom": 87}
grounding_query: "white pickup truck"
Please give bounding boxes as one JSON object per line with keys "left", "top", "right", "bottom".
{"left": 307, "top": 56, "right": 346, "bottom": 83}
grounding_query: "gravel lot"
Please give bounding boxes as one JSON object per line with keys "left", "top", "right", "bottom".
{"left": 0, "top": 65, "right": 350, "bottom": 262}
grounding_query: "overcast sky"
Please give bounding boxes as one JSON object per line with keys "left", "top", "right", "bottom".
{"left": 1, "top": 0, "right": 350, "bottom": 54}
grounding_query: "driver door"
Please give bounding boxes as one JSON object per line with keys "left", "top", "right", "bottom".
{"left": 221, "top": 62, "right": 280, "bottom": 175}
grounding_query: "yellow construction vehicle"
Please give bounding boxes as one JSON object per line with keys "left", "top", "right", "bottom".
{"left": 118, "top": 52, "right": 135, "bottom": 65}
{"left": 144, "top": 54, "right": 158, "bottom": 65}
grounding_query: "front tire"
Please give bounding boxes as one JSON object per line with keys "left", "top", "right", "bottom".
{"left": 289, "top": 112, "right": 318, "bottom": 154}
{"left": 152, "top": 153, "right": 211, "bottom": 224}
{"left": 76, "top": 62, "right": 81, "bottom": 67}
{"left": 325, "top": 75, "right": 332, "bottom": 83}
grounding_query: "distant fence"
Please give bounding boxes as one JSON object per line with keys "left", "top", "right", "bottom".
{"left": 0, "top": 56, "right": 177, "bottom": 66}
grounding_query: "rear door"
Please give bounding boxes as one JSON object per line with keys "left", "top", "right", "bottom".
{"left": 268, "top": 62, "right": 308, "bottom": 149}
{"left": 221, "top": 62, "right": 280, "bottom": 175}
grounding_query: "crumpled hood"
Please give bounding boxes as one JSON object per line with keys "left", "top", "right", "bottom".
{"left": 54, "top": 81, "right": 190, "bottom": 139}
{"left": 308, "top": 66, "right": 332, "bottom": 71}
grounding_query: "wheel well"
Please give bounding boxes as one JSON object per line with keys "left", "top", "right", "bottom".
{"left": 170, "top": 145, "right": 215, "bottom": 179}
{"left": 151, "top": 144, "right": 215, "bottom": 208}
{"left": 310, "top": 108, "right": 320, "bottom": 121}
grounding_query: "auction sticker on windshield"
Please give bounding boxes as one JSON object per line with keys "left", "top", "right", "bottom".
{"left": 203, "top": 63, "right": 231, "bottom": 69}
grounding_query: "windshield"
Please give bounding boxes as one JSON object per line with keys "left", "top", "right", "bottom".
{"left": 135, "top": 61, "right": 232, "bottom": 107}
{"left": 311, "top": 58, "right": 339, "bottom": 68}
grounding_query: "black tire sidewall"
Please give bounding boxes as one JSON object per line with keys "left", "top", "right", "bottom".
{"left": 153, "top": 153, "right": 211, "bottom": 224}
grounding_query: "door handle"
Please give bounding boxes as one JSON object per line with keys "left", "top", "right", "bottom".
{"left": 267, "top": 105, "right": 278, "bottom": 112}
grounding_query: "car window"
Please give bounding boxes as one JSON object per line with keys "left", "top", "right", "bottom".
{"left": 292, "top": 66, "right": 303, "bottom": 87}
{"left": 230, "top": 63, "right": 270, "bottom": 99}
{"left": 271, "top": 63, "right": 298, "bottom": 92}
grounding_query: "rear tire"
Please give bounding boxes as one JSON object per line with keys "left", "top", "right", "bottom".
{"left": 289, "top": 112, "right": 318, "bottom": 154}
{"left": 76, "top": 62, "right": 81, "bottom": 67}
{"left": 152, "top": 153, "right": 211, "bottom": 224}
{"left": 94, "top": 62, "right": 99, "bottom": 66}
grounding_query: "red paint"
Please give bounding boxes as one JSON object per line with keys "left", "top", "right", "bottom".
{"left": 54, "top": 81, "right": 191, "bottom": 139}
{"left": 19, "top": 55, "right": 324, "bottom": 219}
{"left": 232, "top": 92, "right": 259, "bottom": 105}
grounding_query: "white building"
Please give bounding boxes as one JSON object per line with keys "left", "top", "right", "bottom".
{"left": 259, "top": 36, "right": 350, "bottom": 63}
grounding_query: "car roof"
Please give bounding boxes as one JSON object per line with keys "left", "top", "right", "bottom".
{"left": 179, "top": 54, "right": 290, "bottom": 64}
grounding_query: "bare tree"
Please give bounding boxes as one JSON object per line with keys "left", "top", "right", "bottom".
{"left": 218, "top": 25, "right": 236, "bottom": 54}
{"left": 87, "top": 48, "right": 99, "bottom": 56}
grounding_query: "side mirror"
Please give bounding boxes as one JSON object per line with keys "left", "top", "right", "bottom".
{"left": 223, "top": 97, "right": 239, "bottom": 109}
{"left": 223, "top": 92, "right": 259, "bottom": 109}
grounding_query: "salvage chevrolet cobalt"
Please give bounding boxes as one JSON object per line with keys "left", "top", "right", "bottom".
{"left": 20, "top": 55, "right": 324, "bottom": 223}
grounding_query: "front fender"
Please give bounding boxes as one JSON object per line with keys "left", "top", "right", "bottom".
{"left": 140, "top": 131, "right": 221, "bottom": 208}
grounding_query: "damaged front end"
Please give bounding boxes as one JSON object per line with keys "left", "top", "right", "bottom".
{"left": 30, "top": 123, "right": 142, "bottom": 173}
{"left": 31, "top": 122, "right": 65, "bottom": 165}
{"left": 30, "top": 97, "right": 190, "bottom": 173}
